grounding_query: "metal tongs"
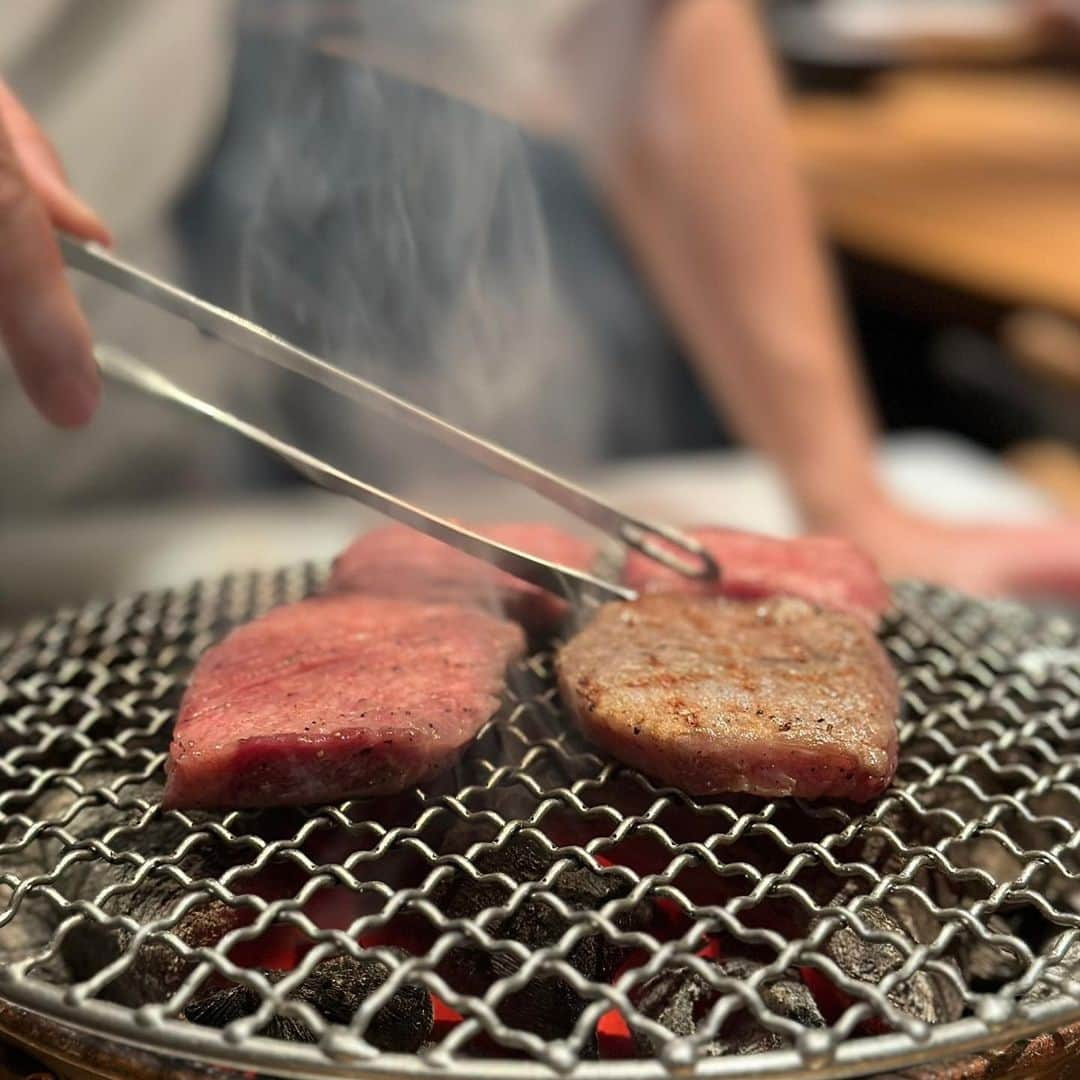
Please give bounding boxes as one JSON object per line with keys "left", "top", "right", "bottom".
{"left": 62, "top": 236, "right": 719, "bottom": 608}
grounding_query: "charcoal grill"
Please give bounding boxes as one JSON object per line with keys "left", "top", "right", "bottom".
{"left": 1, "top": 567, "right": 1079, "bottom": 1079}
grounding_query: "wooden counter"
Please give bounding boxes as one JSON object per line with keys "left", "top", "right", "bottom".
{"left": 790, "top": 70, "right": 1080, "bottom": 319}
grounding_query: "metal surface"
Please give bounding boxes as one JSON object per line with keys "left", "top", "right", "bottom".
{"left": 63, "top": 237, "right": 717, "bottom": 586}
{"left": 94, "top": 345, "right": 634, "bottom": 611}
{"left": 0, "top": 570, "right": 1078, "bottom": 1080}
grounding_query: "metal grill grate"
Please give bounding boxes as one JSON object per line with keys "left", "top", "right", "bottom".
{"left": 0, "top": 569, "right": 1079, "bottom": 1079}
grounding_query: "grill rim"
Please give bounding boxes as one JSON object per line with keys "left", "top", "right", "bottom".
{"left": 2, "top": 570, "right": 1080, "bottom": 1079}
{"left": 3, "top": 974, "right": 1080, "bottom": 1080}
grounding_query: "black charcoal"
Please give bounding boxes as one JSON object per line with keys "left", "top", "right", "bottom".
{"left": 821, "top": 904, "right": 963, "bottom": 1024}
{"left": 184, "top": 951, "right": 433, "bottom": 1051}
{"left": 632, "top": 958, "right": 824, "bottom": 1056}
{"left": 434, "top": 831, "right": 644, "bottom": 1042}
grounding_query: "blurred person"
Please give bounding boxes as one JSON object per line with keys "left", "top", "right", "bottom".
{"left": 581, "top": 0, "right": 1080, "bottom": 598}
{"left": 3, "top": 0, "right": 1080, "bottom": 600}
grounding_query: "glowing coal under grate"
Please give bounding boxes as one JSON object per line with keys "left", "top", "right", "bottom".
{"left": 0, "top": 567, "right": 1079, "bottom": 1078}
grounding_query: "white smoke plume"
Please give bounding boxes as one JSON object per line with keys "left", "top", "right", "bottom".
{"left": 235, "top": 0, "right": 655, "bottom": 492}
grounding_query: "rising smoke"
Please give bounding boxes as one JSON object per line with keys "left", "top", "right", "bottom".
{"left": 235, "top": 0, "right": 635, "bottom": 492}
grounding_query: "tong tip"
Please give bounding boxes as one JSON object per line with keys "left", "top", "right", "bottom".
{"left": 619, "top": 523, "right": 720, "bottom": 583}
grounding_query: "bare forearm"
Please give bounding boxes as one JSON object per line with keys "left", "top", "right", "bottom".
{"left": 592, "top": 0, "right": 885, "bottom": 529}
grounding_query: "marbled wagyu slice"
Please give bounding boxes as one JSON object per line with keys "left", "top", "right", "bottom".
{"left": 329, "top": 523, "right": 596, "bottom": 636}
{"left": 623, "top": 527, "right": 890, "bottom": 628}
{"left": 165, "top": 594, "right": 525, "bottom": 809}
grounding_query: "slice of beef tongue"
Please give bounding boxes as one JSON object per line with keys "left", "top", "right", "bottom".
{"left": 557, "top": 594, "right": 899, "bottom": 802}
{"left": 164, "top": 595, "right": 525, "bottom": 809}
{"left": 622, "top": 526, "right": 890, "bottom": 629}
{"left": 328, "top": 523, "right": 597, "bottom": 637}
{"left": 165, "top": 521, "right": 597, "bottom": 811}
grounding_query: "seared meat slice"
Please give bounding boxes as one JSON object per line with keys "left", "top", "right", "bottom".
{"left": 328, "top": 523, "right": 596, "bottom": 636}
{"left": 556, "top": 595, "right": 898, "bottom": 802}
{"left": 623, "top": 527, "right": 890, "bottom": 628}
{"left": 165, "top": 595, "right": 525, "bottom": 809}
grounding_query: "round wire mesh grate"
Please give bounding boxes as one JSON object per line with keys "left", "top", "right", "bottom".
{"left": 0, "top": 568, "right": 1079, "bottom": 1080}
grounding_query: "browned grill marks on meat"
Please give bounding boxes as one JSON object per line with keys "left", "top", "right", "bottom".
{"left": 556, "top": 594, "right": 899, "bottom": 802}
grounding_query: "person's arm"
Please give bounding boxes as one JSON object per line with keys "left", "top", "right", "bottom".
{"left": 0, "top": 78, "right": 108, "bottom": 427}
{"left": 580, "top": 0, "right": 1080, "bottom": 599}
{"left": 589, "top": 0, "right": 883, "bottom": 532}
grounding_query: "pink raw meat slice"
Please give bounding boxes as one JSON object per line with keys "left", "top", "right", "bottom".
{"left": 328, "top": 523, "right": 596, "bottom": 635}
{"left": 164, "top": 594, "right": 526, "bottom": 809}
{"left": 622, "top": 527, "right": 890, "bottom": 628}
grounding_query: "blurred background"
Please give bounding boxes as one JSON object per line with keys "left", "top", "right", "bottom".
{"left": 3, "top": 0, "right": 1080, "bottom": 623}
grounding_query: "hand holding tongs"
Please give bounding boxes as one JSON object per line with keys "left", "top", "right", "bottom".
{"left": 61, "top": 236, "right": 718, "bottom": 608}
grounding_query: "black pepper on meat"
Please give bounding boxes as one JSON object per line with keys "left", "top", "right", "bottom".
{"left": 556, "top": 595, "right": 899, "bottom": 802}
